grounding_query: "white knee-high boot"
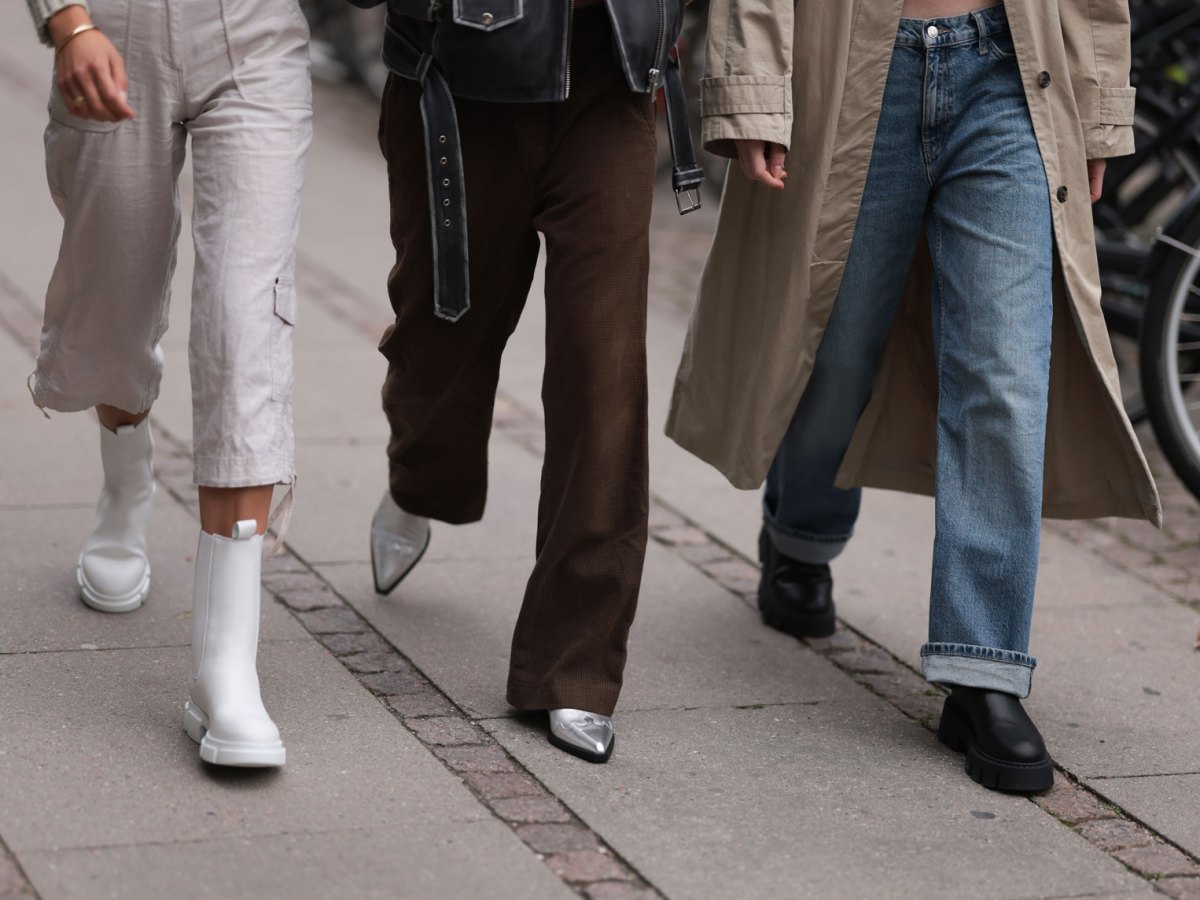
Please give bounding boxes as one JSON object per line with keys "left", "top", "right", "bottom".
{"left": 78, "top": 419, "right": 154, "bottom": 613}
{"left": 184, "top": 520, "right": 285, "bottom": 768}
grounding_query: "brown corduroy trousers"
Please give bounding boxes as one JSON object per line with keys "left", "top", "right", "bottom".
{"left": 377, "top": 12, "right": 654, "bottom": 717}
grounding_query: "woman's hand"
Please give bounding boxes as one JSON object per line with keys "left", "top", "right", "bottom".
{"left": 1087, "top": 159, "right": 1106, "bottom": 204}
{"left": 734, "top": 140, "right": 788, "bottom": 190}
{"left": 48, "top": 6, "right": 135, "bottom": 122}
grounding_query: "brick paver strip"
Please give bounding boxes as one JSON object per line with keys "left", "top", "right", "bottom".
{"left": 1157, "top": 878, "right": 1200, "bottom": 900}
{"left": 1115, "top": 844, "right": 1200, "bottom": 879}
{"left": 584, "top": 883, "right": 663, "bottom": 900}
{"left": 1034, "top": 779, "right": 1118, "bottom": 826}
{"left": 1076, "top": 817, "right": 1155, "bottom": 852}
{"left": 546, "top": 851, "right": 632, "bottom": 883}
{"left": 517, "top": 824, "right": 605, "bottom": 854}
{"left": 0, "top": 840, "right": 37, "bottom": 899}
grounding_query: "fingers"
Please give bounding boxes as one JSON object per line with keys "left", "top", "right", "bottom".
{"left": 97, "top": 57, "right": 135, "bottom": 120}
{"left": 736, "top": 141, "right": 787, "bottom": 191}
{"left": 59, "top": 61, "right": 111, "bottom": 122}
{"left": 1087, "top": 159, "right": 1106, "bottom": 204}
{"left": 75, "top": 68, "right": 112, "bottom": 121}
{"left": 56, "top": 37, "right": 134, "bottom": 122}
{"left": 767, "top": 143, "right": 788, "bottom": 184}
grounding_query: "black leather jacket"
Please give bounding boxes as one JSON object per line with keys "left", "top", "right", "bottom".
{"left": 372, "top": 0, "right": 684, "bottom": 100}
{"left": 349, "top": 0, "right": 699, "bottom": 323}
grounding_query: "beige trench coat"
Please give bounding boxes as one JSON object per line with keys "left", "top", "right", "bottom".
{"left": 665, "top": 0, "right": 1162, "bottom": 524}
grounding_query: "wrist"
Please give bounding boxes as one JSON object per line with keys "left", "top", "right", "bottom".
{"left": 47, "top": 5, "right": 92, "bottom": 47}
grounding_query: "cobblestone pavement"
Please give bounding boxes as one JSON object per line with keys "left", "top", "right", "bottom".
{"left": 3, "top": 11, "right": 1200, "bottom": 895}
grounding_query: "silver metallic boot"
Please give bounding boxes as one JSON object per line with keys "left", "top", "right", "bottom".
{"left": 370, "top": 491, "right": 430, "bottom": 594}
{"left": 548, "top": 709, "right": 615, "bottom": 763}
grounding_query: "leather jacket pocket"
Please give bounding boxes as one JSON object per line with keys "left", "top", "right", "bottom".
{"left": 452, "top": 0, "right": 523, "bottom": 30}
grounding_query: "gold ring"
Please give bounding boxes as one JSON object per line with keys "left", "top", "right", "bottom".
{"left": 72, "top": 96, "right": 85, "bottom": 107}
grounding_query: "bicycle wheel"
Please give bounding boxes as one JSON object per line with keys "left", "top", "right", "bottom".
{"left": 1140, "top": 209, "right": 1200, "bottom": 500}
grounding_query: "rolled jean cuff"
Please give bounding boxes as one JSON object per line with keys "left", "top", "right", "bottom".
{"left": 920, "top": 643, "right": 1036, "bottom": 698}
{"left": 764, "top": 519, "right": 851, "bottom": 565}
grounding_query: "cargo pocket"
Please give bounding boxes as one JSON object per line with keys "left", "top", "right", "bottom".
{"left": 47, "top": 86, "right": 124, "bottom": 133}
{"left": 270, "top": 277, "right": 297, "bottom": 403}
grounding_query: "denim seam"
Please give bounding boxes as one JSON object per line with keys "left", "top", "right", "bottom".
{"left": 920, "top": 52, "right": 934, "bottom": 180}
{"left": 934, "top": 207, "right": 947, "bottom": 383}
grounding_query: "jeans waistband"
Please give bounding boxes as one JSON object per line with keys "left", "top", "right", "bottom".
{"left": 895, "top": 5, "right": 1008, "bottom": 48}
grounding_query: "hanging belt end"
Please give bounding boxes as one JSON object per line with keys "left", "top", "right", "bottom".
{"left": 673, "top": 165, "right": 704, "bottom": 215}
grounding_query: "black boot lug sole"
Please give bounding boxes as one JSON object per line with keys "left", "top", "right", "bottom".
{"left": 757, "top": 588, "right": 837, "bottom": 639}
{"left": 937, "top": 704, "right": 1054, "bottom": 793}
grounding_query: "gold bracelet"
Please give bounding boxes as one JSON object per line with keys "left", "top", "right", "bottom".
{"left": 53, "top": 23, "right": 100, "bottom": 59}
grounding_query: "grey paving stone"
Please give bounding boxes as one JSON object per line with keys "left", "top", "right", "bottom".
{"left": 292, "top": 347, "right": 391, "bottom": 444}
{"left": 19, "top": 822, "right": 575, "bottom": 900}
{"left": 0, "top": 501, "right": 304, "bottom": 655}
{"left": 1030, "top": 604, "right": 1200, "bottom": 779}
{"left": 286, "top": 438, "right": 537, "bottom": 566}
{"left": 0, "top": 641, "right": 488, "bottom": 853}
{"left": 1092, "top": 774, "right": 1200, "bottom": 859}
{"left": 0, "top": 379, "right": 103, "bottom": 510}
{"left": 488, "top": 705, "right": 1151, "bottom": 900}
{"left": 319, "top": 544, "right": 852, "bottom": 720}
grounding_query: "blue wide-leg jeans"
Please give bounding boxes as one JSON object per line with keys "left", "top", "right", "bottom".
{"left": 764, "top": 7, "right": 1053, "bottom": 697}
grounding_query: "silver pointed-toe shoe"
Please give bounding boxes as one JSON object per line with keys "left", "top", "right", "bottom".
{"left": 370, "top": 491, "right": 431, "bottom": 595}
{"left": 548, "top": 709, "right": 615, "bottom": 763}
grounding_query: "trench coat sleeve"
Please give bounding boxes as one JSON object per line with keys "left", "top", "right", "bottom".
{"left": 1059, "top": 0, "right": 1137, "bottom": 159}
{"left": 698, "top": 0, "right": 795, "bottom": 159}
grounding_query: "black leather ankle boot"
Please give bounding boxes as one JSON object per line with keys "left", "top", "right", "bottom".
{"left": 937, "top": 686, "right": 1054, "bottom": 793}
{"left": 756, "top": 528, "right": 837, "bottom": 639}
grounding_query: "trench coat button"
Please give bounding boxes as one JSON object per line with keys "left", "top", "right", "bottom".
{"left": 1057, "top": 185, "right": 1069, "bottom": 203}
{"left": 1038, "top": 71, "right": 1052, "bottom": 88}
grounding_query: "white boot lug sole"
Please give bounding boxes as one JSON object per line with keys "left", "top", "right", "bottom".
{"left": 183, "top": 701, "right": 286, "bottom": 768}
{"left": 76, "top": 561, "right": 150, "bottom": 614}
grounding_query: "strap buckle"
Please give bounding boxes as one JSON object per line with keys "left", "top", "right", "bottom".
{"left": 675, "top": 187, "right": 703, "bottom": 215}
{"left": 673, "top": 164, "right": 704, "bottom": 215}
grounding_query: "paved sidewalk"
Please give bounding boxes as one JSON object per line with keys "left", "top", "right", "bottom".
{"left": 2, "top": 8, "right": 1199, "bottom": 898}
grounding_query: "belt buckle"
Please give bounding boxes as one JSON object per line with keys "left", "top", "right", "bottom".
{"left": 675, "top": 186, "right": 703, "bottom": 215}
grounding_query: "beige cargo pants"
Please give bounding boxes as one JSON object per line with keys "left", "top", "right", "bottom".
{"left": 32, "top": 0, "right": 312, "bottom": 488}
